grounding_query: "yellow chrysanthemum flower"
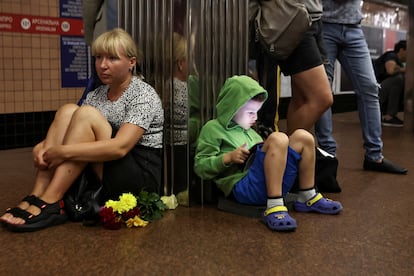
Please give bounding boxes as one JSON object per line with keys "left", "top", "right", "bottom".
{"left": 104, "top": 193, "right": 137, "bottom": 213}
{"left": 118, "top": 193, "right": 137, "bottom": 213}
{"left": 104, "top": 199, "right": 119, "bottom": 210}
{"left": 126, "top": 216, "right": 149, "bottom": 228}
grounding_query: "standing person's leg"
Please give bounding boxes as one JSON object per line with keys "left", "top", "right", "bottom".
{"left": 288, "top": 65, "right": 333, "bottom": 133}
{"left": 337, "top": 25, "right": 406, "bottom": 173}
{"left": 336, "top": 25, "right": 383, "bottom": 161}
{"left": 279, "top": 21, "right": 333, "bottom": 134}
{"left": 314, "top": 23, "right": 341, "bottom": 156}
{"left": 256, "top": 49, "right": 278, "bottom": 135}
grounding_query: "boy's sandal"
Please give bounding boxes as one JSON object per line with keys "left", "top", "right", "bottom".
{"left": 293, "top": 193, "right": 343, "bottom": 215}
{"left": 0, "top": 195, "right": 37, "bottom": 224}
{"left": 6, "top": 196, "right": 67, "bottom": 233}
{"left": 262, "top": 206, "right": 297, "bottom": 232}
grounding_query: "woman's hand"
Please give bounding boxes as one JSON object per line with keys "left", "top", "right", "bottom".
{"left": 43, "top": 146, "right": 65, "bottom": 169}
{"left": 33, "top": 141, "right": 49, "bottom": 170}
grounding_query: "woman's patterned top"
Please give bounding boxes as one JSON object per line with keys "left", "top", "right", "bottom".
{"left": 83, "top": 76, "right": 164, "bottom": 148}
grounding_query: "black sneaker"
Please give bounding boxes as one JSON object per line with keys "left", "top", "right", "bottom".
{"left": 382, "top": 116, "right": 403, "bottom": 127}
{"left": 363, "top": 158, "right": 407, "bottom": 174}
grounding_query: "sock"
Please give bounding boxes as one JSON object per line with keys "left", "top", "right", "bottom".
{"left": 297, "top": 188, "right": 317, "bottom": 203}
{"left": 267, "top": 196, "right": 284, "bottom": 210}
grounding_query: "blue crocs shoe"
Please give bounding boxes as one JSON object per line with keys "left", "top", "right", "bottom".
{"left": 262, "top": 206, "right": 297, "bottom": 232}
{"left": 293, "top": 193, "right": 342, "bottom": 215}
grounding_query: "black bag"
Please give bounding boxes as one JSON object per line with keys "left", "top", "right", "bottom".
{"left": 314, "top": 147, "right": 341, "bottom": 193}
{"left": 291, "top": 147, "right": 341, "bottom": 193}
{"left": 63, "top": 166, "right": 104, "bottom": 222}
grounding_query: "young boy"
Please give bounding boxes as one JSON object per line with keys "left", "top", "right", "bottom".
{"left": 194, "top": 75, "right": 342, "bottom": 231}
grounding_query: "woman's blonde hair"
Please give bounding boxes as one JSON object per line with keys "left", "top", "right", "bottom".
{"left": 173, "top": 32, "right": 187, "bottom": 62}
{"left": 92, "top": 28, "right": 142, "bottom": 63}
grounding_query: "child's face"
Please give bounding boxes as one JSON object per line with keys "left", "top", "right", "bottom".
{"left": 233, "top": 99, "right": 263, "bottom": 130}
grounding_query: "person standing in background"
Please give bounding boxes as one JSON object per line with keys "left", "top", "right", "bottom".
{"left": 314, "top": 0, "right": 407, "bottom": 174}
{"left": 252, "top": 0, "right": 333, "bottom": 137}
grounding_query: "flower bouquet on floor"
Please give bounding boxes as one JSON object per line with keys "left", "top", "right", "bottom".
{"left": 99, "top": 191, "right": 166, "bottom": 230}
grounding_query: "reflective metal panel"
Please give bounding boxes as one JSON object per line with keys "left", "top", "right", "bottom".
{"left": 118, "top": 0, "right": 249, "bottom": 205}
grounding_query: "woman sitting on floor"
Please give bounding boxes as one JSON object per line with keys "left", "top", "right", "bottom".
{"left": 0, "top": 28, "right": 164, "bottom": 232}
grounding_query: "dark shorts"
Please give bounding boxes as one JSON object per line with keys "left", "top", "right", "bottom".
{"left": 232, "top": 144, "right": 301, "bottom": 205}
{"left": 278, "top": 20, "right": 326, "bottom": 76}
{"left": 102, "top": 145, "right": 163, "bottom": 200}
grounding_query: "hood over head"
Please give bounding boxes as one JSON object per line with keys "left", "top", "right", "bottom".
{"left": 216, "top": 75, "right": 267, "bottom": 128}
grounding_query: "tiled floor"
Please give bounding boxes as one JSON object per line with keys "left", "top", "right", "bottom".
{"left": 0, "top": 111, "right": 413, "bottom": 275}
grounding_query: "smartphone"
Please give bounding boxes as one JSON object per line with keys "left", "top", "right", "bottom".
{"left": 240, "top": 142, "right": 264, "bottom": 171}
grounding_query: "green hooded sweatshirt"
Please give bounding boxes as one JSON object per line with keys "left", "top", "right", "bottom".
{"left": 194, "top": 75, "right": 268, "bottom": 196}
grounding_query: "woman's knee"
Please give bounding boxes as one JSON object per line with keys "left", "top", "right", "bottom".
{"left": 71, "top": 105, "right": 112, "bottom": 134}
{"left": 54, "top": 103, "right": 79, "bottom": 120}
{"left": 72, "top": 105, "right": 106, "bottom": 123}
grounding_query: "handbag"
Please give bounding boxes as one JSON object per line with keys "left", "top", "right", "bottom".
{"left": 250, "top": 0, "right": 312, "bottom": 60}
{"left": 290, "top": 147, "right": 341, "bottom": 193}
{"left": 314, "top": 147, "right": 341, "bottom": 193}
{"left": 63, "top": 166, "right": 104, "bottom": 222}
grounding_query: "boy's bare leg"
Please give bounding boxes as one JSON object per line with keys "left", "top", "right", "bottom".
{"left": 261, "top": 132, "right": 289, "bottom": 197}
{"left": 288, "top": 129, "right": 315, "bottom": 190}
{"left": 289, "top": 129, "right": 343, "bottom": 214}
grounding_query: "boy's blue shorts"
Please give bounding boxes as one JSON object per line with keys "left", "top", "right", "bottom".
{"left": 232, "top": 144, "right": 301, "bottom": 205}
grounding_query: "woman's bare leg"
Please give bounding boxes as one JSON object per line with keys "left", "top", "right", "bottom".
{"left": 7, "top": 106, "right": 112, "bottom": 224}
{"left": 0, "top": 104, "right": 79, "bottom": 223}
{"left": 31, "top": 104, "right": 80, "bottom": 196}
{"left": 41, "top": 105, "right": 112, "bottom": 202}
{"left": 287, "top": 65, "right": 333, "bottom": 134}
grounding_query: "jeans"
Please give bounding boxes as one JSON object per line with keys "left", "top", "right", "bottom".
{"left": 315, "top": 23, "right": 383, "bottom": 161}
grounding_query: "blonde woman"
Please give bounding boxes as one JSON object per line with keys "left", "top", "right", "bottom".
{"left": 1, "top": 29, "right": 164, "bottom": 232}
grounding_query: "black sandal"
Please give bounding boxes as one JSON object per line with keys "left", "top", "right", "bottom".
{"left": 0, "top": 195, "right": 37, "bottom": 225}
{"left": 6, "top": 196, "right": 67, "bottom": 232}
